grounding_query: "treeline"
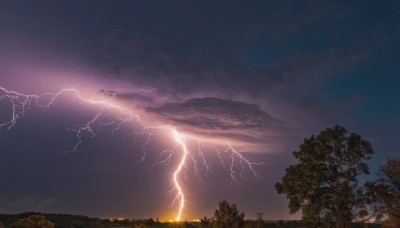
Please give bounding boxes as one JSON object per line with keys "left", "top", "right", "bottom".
{"left": 0, "top": 202, "right": 383, "bottom": 228}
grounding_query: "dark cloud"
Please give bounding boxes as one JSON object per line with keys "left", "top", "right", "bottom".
{"left": 0, "top": 0, "right": 378, "bottom": 100}
{"left": 100, "top": 89, "right": 154, "bottom": 104}
{"left": 91, "top": 32, "right": 368, "bottom": 100}
{"left": 147, "top": 97, "right": 283, "bottom": 145}
{"left": 148, "top": 97, "right": 280, "bottom": 128}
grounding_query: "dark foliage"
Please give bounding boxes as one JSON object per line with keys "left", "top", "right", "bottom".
{"left": 0, "top": 212, "right": 384, "bottom": 228}
{"left": 367, "top": 158, "right": 400, "bottom": 226}
{"left": 213, "top": 200, "right": 245, "bottom": 228}
{"left": 275, "top": 125, "right": 374, "bottom": 228}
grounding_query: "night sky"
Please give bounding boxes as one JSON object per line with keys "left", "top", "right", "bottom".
{"left": 0, "top": 0, "right": 399, "bottom": 221}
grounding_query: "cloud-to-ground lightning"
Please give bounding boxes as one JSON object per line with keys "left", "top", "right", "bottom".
{"left": 0, "top": 85, "right": 264, "bottom": 220}
{"left": 172, "top": 129, "right": 188, "bottom": 221}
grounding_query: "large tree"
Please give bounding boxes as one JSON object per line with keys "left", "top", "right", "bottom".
{"left": 368, "top": 158, "right": 400, "bottom": 226}
{"left": 275, "top": 125, "right": 374, "bottom": 227}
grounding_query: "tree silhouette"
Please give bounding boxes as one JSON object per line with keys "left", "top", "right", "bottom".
{"left": 200, "top": 216, "right": 212, "bottom": 228}
{"left": 275, "top": 125, "right": 374, "bottom": 227}
{"left": 368, "top": 158, "right": 400, "bottom": 226}
{"left": 254, "top": 212, "right": 264, "bottom": 228}
{"left": 213, "top": 200, "right": 245, "bottom": 228}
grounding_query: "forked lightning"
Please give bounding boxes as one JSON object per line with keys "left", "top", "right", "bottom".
{"left": 0, "top": 85, "right": 263, "bottom": 221}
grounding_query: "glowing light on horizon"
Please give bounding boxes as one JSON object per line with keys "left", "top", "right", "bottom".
{"left": 0, "top": 85, "right": 264, "bottom": 220}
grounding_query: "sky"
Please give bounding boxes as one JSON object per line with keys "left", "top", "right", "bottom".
{"left": 0, "top": 0, "right": 399, "bottom": 221}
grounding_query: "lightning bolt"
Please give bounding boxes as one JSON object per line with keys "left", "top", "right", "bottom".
{"left": 172, "top": 129, "right": 188, "bottom": 221}
{"left": 0, "top": 85, "right": 264, "bottom": 221}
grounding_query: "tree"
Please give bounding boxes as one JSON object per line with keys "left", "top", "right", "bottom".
{"left": 254, "top": 212, "right": 264, "bottom": 228}
{"left": 200, "top": 216, "right": 212, "bottom": 228}
{"left": 275, "top": 125, "right": 374, "bottom": 228}
{"left": 12, "top": 215, "right": 55, "bottom": 228}
{"left": 213, "top": 200, "right": 245, "bottom": 228}
{"left": 368, "top": 158, "right": 400, "bottom": 226}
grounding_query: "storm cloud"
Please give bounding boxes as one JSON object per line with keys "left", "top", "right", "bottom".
{"left": 148, "top": 97, "right": 280, "bottom": 131}
{"left": 146, "top": 97, "right": 285, "bottom": 151}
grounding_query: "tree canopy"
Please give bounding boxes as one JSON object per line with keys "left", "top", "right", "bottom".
{"left": 275, "top": 125, "right": 374, "bottom": 227}
{"left": 213, "top": 200, "right": 245, "bottom": 228}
